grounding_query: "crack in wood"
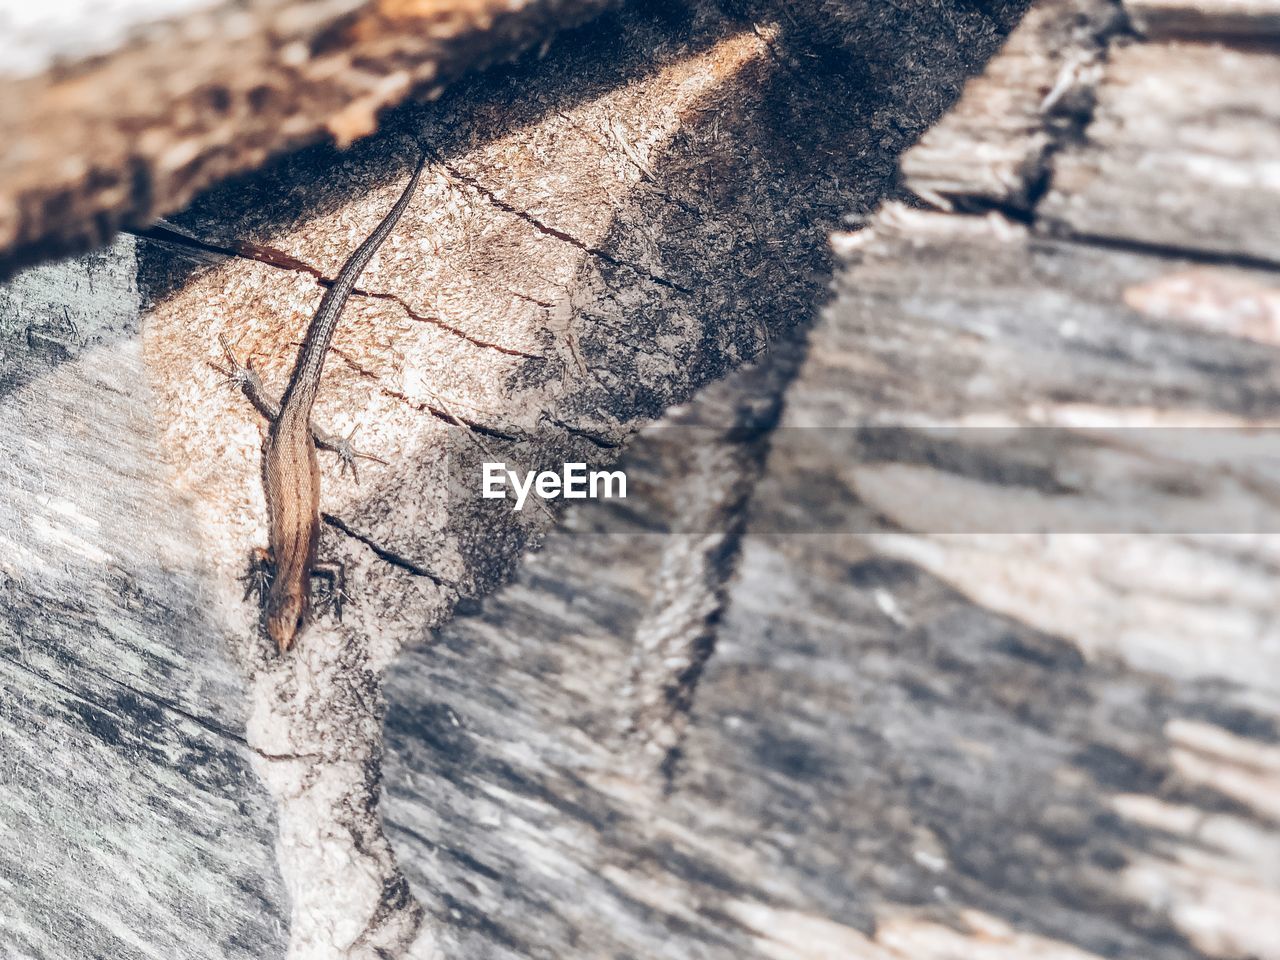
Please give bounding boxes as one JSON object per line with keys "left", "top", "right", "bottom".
{"left": 251, "top": 748, "right": 328, "bottom": 762}
{"left": 440, "top": 161, "right": 695, "bottom": 296}
{"left": 327, "top": 345, "right": 527, "bottom": 440}
{"left": 553, "top": 109, "right": 707, "bottom": 220}
{"left": 0, "top": 646, "right": 247, "bottom": 745}
{"left": 321, "top": 511, "right": 456, "bottom": 589}
{"left": 1044, "top": 224, "right": 1280, "bottom": 276}
{"left": 507, "top": 288, "right": 556, "bottom": 310}
{"left": 376, "top": 290, "right": 544, "bottom": 360}
{"left": 135, "top": 224, "right": 543, "bottom": 360}
{"left": 545, "top": 416, "right": 623, "bottom": 449}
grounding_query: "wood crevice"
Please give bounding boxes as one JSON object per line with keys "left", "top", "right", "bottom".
{"left": 1039, "top": 223, "right": 1280, "bottom": 275}
{"left": 0, "top": 645, "right": 248, "bottom": 746}
{"left": 137, "top": 223, "right": 545, "bottom": 360}
{"left": 440, "top": 161, "right": 695, "bottom": 296}
{"left": 327, "top": 345, "right": 529, "bottom": 441}
{"left": 321, "top": 511, "right": 457, "bottom": 590}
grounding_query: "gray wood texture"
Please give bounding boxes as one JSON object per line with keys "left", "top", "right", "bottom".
{"left": 11, "top": 0, "right": 1280, "bottom": 957}
{"left": 1040, "top": 40, "right": 1280, "bottom": 265}
{"left": 380, "top": 0, "right": 1280, "bottom": 958}
{"left": 0, "top": 1, "right": 1026, "bottom": 957}
{"left": 0, "top": 239, "right": 288, "bottom": 959}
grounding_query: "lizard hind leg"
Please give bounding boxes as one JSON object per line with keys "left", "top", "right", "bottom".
{"left": 212, "top": 334, "right": 263, "bottom": 393}
{"left": 311, "top": 561, "right": 349, "bottom": 622}
{"left": 241, "top": 546, "right": 274, "bottom": 602}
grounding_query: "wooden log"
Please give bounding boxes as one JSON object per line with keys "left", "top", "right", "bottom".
{"left": 18, "top": 0, "right": 1280, "bottom": 956}
{"left": 378, "top": 1, "right": 1280, "bottom": 958}
{"left": 0, "top": 0, "right": 621, "bottom": 281}
{"left": 0, "top": 1, "right": 1026, "bottom": 956}
{"left": 378, "top": 203, "right": 1280, "bottom": 960}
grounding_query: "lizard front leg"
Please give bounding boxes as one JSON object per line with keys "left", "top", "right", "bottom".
{"left": 241, "top": 546, "right": 274, "bottom": 603}
{"left": 212, "top": 334, "right": 386, "bottom": 480}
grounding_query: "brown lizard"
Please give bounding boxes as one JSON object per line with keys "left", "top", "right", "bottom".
{"left": 219, "top": 152, "right": 427, "bottom": 651}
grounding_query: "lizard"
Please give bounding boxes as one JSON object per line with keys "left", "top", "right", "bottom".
{"left": 217, "top": 151, "right": 427, "bottom": 652}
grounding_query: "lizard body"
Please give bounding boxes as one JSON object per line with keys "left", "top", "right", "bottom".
{"left": 255, "top": 153, "right": 426, "bottom": 651}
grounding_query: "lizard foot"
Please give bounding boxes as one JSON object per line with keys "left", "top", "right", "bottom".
{"left": 211, "top": 333, "right": 267, "bottom": 397}
{"left": 241, "top": 547, "right": 274, "bottom": 602}
{"left": 312, "top": 561, "right": 349, "bottom": 621}
{"left": 320, "top": 424, "right": 387, "bottom": 484}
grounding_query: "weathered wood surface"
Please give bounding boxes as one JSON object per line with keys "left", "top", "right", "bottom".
{"left": 1041, "top": 40, "right": 1280, "bottom": 265}
{"left": 900, "top": 0, "right": 1124, "bottom": 211}
{"left": 0, "top": 0, "right": 622, "bottom": 281}
{"left": 0, "top": 1, "right": 1026, "bottom": 958}
{"left": 378, "top": 1, "right": 1280, "bottom": 959}
{"left": 0, "top": 241, "right": 288, "bottom": 958}
{"left": 1124, "top": 0, "right": 1280, "bottom": 36}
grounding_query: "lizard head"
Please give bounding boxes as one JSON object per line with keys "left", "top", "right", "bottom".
{"left": 266, "top": 588, "right": 307, "bottom": 653}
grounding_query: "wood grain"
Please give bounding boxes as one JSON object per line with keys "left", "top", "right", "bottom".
{"left": 901, "top": 0, "right": 1124, "bottom": 210}
{"left": 379, "top": 1, "right": 1280, "bottom": 957}
{"left": 1041, "top": 41, "right": 1280, "bottom": 266}
{"left": 1123, "top": 0, "right": 1280, "bottom": 37}
{"left": 1, "top": 1, "right": 1025, "bottom": 956}
{"left": 0, "top": 239, "right": 287, "bottom": 959}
